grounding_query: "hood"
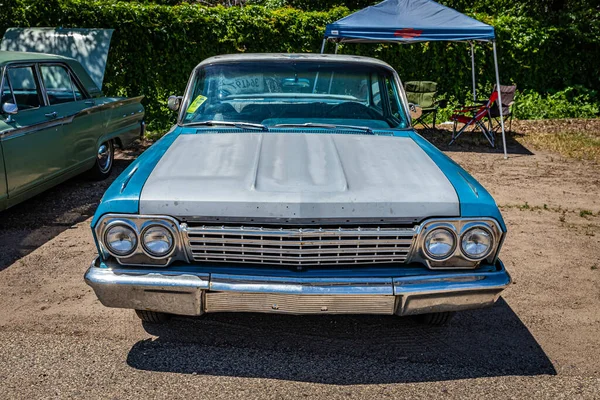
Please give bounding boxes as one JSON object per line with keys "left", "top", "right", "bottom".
{"left": 139, "top": 133, "right": 460, "bottom": 223}
{"left": 1, "top": 27, "right": 113, "bottom": 89}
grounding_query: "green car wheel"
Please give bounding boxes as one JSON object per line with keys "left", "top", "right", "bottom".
{"left": 89, "top": 140, "right": 114, "bottom": 180}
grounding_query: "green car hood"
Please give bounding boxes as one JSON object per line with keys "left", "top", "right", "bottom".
{"left": 0, "top": 27, "right": 113, "bottom": 89}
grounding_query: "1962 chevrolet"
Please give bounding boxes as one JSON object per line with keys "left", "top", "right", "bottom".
{"left": 85, "top": 53, "right": 510, "bottom": 325}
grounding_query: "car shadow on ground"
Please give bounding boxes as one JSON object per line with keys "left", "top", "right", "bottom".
{"left": 416, "top": 127, "right": 534, "bottom": 156}
{"left": 127, "top": 298, "right": 555, "bottom": 384}
{"left": 0, "top": 145, "right": 145, "bottom": 272}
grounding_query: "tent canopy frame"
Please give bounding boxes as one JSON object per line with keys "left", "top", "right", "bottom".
{"left": 321, "top": 0, "right": 507, "bottom": 158}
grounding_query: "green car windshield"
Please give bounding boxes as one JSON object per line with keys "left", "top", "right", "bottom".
{"left": 181, "top": 61, "right": 410, "bottom": 129}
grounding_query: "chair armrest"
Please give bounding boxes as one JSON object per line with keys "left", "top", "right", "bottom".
{"left": 453, "top": 105, "right": 479, "bottom": 113}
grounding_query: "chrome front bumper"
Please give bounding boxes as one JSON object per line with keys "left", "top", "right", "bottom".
{"left": 84, "top": 258, "right": 511, "bottom": 316}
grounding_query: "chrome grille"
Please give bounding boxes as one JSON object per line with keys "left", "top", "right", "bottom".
{"left": 183, "top": 225, "right": 417, "bottom": 266}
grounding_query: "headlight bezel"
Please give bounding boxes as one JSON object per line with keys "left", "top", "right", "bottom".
{"left": 416, "top": 218, "right": 503, "bottom": 269}
{"left": 95, "top": 214, "right": 185, "bottom": 267}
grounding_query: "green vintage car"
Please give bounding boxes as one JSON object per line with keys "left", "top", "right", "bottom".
{"left": 0, "top": 30, "right": 144, "bottom": 212}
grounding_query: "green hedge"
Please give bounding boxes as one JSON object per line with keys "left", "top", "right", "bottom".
{"left": 1, "top": 0, "right": 599, "bottom": 130}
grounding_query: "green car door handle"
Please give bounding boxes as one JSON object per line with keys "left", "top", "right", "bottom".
{"left": 85, "top": 100, "right": 95, "bottom": 106}
{"left": 45, "top": 111, "right": 58, "bottom": 119}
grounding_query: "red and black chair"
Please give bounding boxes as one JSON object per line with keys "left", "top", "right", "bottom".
{"left": 449, "top": 91, "right": 498, "bottom": 147}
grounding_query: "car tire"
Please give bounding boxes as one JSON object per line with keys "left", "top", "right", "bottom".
{"left": 135, "top": 310, "right": 172, "bottom": 324}
{"left": 89, "top": 140, "right": 114, "bottom": 180}
{"left": 414, "top": 311, "right": 456, "bottom": 326}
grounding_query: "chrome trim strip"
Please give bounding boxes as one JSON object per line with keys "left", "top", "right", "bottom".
{"left": 209, "top": 274, "right": 394, "bottom": 295}
{"left": 0, "top": 115, "right": 71, "bottom": 140}
{"left": 179, "top": 216, "right": 423, "bottom": 225}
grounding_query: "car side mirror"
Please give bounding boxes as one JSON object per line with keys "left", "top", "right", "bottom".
{"left": 167, "top": 95, "right": 182, "bottom": 112}
{"left": 408, "top": 103, "right": 422, "bottom": 120}
{"left": 2, "top": 102, "right": 18, "bottom": 115}
{"left": 2, "top": 102, "right": 18, "bottom": 122}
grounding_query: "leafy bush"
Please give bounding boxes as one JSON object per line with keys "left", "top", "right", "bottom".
{"left": 513, "top": 87, "right": 599, "bottom": 120}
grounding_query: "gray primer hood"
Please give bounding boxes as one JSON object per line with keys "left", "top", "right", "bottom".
{"left": 139, "top": 133, "right": 459, "bottom": 222}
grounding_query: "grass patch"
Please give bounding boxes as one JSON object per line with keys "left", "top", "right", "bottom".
{"left": 580, "top": 210, "right": 594, "bottom": 218}
{"left": 516, "top": 130, "right": 600, "bottom": 163}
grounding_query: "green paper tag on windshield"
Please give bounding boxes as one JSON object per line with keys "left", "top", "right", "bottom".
{"left": 186, "top": 95, "right": 207, "bottom": 113}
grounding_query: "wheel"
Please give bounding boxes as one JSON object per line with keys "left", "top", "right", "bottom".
{"left": 135, "top": 310, "right": 171, "bottom": 323}
{"left": 414, "top": 311, "right": 456, "bottom": 326}
{"left": 89, "top": 140, "right": 114, "bottom": 180}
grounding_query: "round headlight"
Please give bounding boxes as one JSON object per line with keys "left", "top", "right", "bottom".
{"left": 461, "top": 227, "right": 493, "bottom": 259}
{"left": 142, "top": 225, "right": 174, "bottom": 257}
{"left": 424, "top": 228, "right": 456, "bottom": 260}
{"left": 104, "top": 224, "right": 138, "bottom": 256}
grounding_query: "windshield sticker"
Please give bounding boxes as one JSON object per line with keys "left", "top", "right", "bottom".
{"left": 219, "top": 74, "right": 264, "bottom": 95}
{"left": 186, "top": 94, "right": 207, "bottom": 114}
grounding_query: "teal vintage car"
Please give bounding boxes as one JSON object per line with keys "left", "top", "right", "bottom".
{"left": 0, "top": 29, "right": 144, "bottom": 211}
{"left": 85, "top": 53, "right": 510, "bottom": 326}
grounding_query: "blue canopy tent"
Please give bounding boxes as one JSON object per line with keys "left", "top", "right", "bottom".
{"left": 323, "top": 0, "right": 508, "bottom": 158}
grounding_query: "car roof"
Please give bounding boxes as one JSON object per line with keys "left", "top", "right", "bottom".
{"left": 196, "top": 53, "right": 395, "bottom": 70}
{"left": 0, "top": 50, "right": 72, "bottom": 65}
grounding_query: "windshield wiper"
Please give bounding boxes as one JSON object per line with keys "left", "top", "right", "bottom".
{"left": 184, "top": 120, "right": 268, "bottom": 131}
{"left": 273, "top": 122, "right": 374, "bottom": 134}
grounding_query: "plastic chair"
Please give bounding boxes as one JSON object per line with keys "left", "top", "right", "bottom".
{"left": 404, "top": 81, "right": 446, "bottom": 129}
{"left": 450, "top": 91, "right": 498, "bottom": 147}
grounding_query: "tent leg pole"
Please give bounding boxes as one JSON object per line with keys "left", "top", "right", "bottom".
{"left": 320, "top": 39, "right": 326, "bottom": 54}
{"left": 493, "top": 41, "right": 507, "bottom": 159}
{"left": 470, "top": 42, "right": 476, "bottom": 101}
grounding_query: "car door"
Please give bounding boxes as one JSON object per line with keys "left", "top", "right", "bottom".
{"left": 38, "top": 62, "right": 102, "bottom": 171}
{"left": 0, "top": 63, "right": 66, "bottom": 201}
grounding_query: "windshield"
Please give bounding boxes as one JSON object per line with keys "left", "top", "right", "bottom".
{"left": 181, "top": 61, "right": 410, "bottom": 129}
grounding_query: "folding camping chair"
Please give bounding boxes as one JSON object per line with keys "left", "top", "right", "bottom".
{"left": 487, "top": 84, "right": 516, "bottom": 133}
{"left": 404, "top": 81, "right": 446, "bottom": 129}
{"left": 449, "top": 90, "right": 498, "bottom": 147}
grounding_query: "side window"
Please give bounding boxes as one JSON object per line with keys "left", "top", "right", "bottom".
{"left": 370, "top": 73, "right": 382, "bottom": 110}
{"left": 40, "top": 65, "right": 82, "bottom": 105}
{"left": 385, "top": 76, "right": 401, "bottom": 117}
{"left": 4, "top": 66, "right": 42, "bottom": 110}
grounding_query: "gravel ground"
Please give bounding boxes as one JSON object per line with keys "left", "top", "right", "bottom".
{"left": 0, "top": 134, "right": 599, "bottom": 399}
